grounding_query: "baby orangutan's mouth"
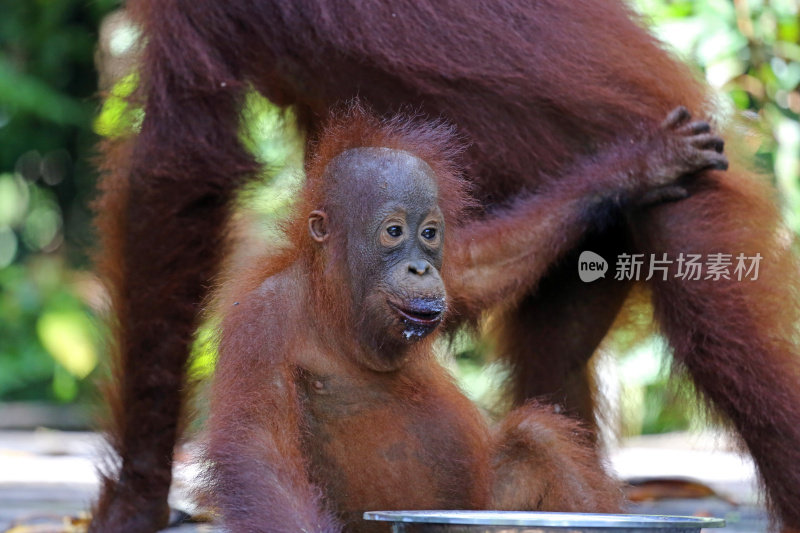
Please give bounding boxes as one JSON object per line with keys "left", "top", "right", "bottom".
{"left": 388, "top": 298, "right": 445, "bottom": 328}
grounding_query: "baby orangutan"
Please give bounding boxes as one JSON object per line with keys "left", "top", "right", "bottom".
{"left": 207, "top": 106, "right": 727, "bottom": 532}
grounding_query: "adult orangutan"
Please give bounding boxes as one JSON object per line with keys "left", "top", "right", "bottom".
{"left": 92, "top": 0, "right": 800, "bottom": 531}
{"left": 204, "top": 106, "right": 723, "bottom": 532}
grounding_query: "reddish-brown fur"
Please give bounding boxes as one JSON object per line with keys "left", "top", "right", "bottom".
{"left": 92, "top": 0, "right": 800, "bottom": 531}
{"left": 491, "top": 403, "right": 622, "bottom": 512}
{"left": 205, "top": 109, "right": 624, "bottom": 532}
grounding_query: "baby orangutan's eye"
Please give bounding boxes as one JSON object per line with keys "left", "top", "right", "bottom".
{"left": 387, "top": 225, "right": 403, "bottom": 238}
{"left": 421, "top": 228, "right": 436, "bottom": 240}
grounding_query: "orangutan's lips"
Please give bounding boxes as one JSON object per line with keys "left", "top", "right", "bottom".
{"left": 389, "top": 299, "right": 444, "bottom": 327}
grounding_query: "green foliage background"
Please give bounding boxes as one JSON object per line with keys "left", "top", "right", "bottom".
{"left": 0, "top": 0, "right": 797, "bottom": 433}
{"left": 0, "top": 0, "right": 119, "bottom": 403}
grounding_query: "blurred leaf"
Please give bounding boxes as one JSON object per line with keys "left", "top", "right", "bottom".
{"left": 0, "top": 57, "right": 90, "bottom": 127}
{"left": 53, "top": 363, "right": 79, "bottom": 401}
{"left": 188, "top": 323, "right": 218, "bottom": 380}
{"left": 93, "top": 72, "right": 142, "bottom": 137}
{"left": 36, "top": 309, "right": 98, "bottom": 379}
{"left": 0, "top": 173, "right": 29, "bottom": 227}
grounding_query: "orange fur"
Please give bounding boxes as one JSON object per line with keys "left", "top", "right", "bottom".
{"left": 205, "top": 109, "right": 624, "bottom": 532}
{"left": 93, "top": 1, "right": 800, "bottom": 530}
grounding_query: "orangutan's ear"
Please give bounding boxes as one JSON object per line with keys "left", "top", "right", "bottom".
{"left": 308, "top": 210, "right": 330, "bottom": 243}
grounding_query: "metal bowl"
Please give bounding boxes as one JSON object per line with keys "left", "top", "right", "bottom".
{"left": 362, "top": 510, "right": 725, "bottom": 532}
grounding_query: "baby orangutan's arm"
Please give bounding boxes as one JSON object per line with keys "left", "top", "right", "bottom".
{"left": 446, "top": 107, "right": 727, "bottom": 318}
{"left": 207, "top": 292, "right": 340, "bottom": 533}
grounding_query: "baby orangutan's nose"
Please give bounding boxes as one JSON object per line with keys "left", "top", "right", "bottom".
{"left": 407, "top": 260, "right": 431, "bottom": 276}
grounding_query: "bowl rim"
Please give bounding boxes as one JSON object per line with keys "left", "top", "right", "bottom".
{"left": 362, "top": 510, "right": 726, "bottom": 528}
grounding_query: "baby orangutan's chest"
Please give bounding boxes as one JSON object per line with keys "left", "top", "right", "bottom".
{"left": 297, "top": 369, "right": 491, "bottom": 528}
